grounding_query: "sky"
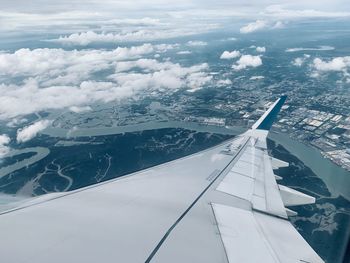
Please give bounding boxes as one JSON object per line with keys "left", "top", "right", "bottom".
{"left": 1, "top": 0, "right": 350, "bottom": 13}
{"left": 1, "top": 0, "right": 350, "bottom": 32}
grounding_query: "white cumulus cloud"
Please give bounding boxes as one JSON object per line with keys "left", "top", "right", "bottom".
{"left": 240, "top": 20, "right": 268, "bottom": 33}
{"left": 313, "top": 57, "right": 350, "bottom": 72}
{"left": 292, "top": 57, "right": 305, "bottom": 67}
{"left": 0, "top": 44, "right": 155, "bottom": 85}
{"left": 16, "top": 120, "right": 51, "bottom": 143}
{"left": 111, "top": 59, "right": 212, "bottom": 91}
{"left": 232, "top": 55, "right": 263, "bottom": 70}
{"left": 0, "top": 54, "right": 212, "bottom": 119}
{"left": 240, "top": 19, "right": 286, "bottom": 34}
{"left": 311, "top": 56, "right": 350, "bottom": 82}
{"left": 220, "top": 50, "right": 241, "bottom": 59}
{"left": 256, "top": 46, "right": 266, "bottom": 52}
{"left": 69, "top": 106, "right": 92, "bottom": 113}
{"left": 292, "top": 54, "right": 310, "bottom": 67}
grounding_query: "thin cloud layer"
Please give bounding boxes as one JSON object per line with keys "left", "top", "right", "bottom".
{"left": 0, "top": 134, "right": 11, "bottom": 158}
{"left": 187, "top": 41, "right": 207, "bottom": 46}
{"left": 1, "top": 2, "right": 350, "bottom": 35}
{"left": 52, "top": 30, "right": 196, "bottom": 46}
{"left": 48, "top": 18, "right": 217, "bottom": 46}
{"left": 262, "top": 5, "right": 350, "bottom": 18}
{"left": 286, "top": 46, "right": 335, "bottom": 52}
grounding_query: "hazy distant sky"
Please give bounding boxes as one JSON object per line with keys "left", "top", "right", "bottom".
{"left": 1, "top": 0, "right": 350, "bottom": 13}
{"left": 1, "top": 0, "right": 350, "bottom": 33}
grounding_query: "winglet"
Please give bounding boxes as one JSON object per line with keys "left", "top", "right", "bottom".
{"left": 252, "top": 96, "right": 287, "bottom": 131}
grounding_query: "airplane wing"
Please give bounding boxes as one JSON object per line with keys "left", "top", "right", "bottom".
{"left": 0, "top": 96, "right": 324, "bottom": 263}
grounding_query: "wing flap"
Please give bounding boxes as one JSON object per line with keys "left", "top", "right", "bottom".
{"left": 279, "top": 185, "right": 316, "bottom": 206}
{"left": 212, "top": 203, "right": 279, "bottom": 263}
{"left": 254, "top": 211, "right": 323, "bottom": 263}
{"left": 212, "top": 203, "right": 324, "bottom": 263}
{"left": 216, "top": 132, "right": 288, "bottom": 219}
{"left": 271, "top": 157, "right": 289, "bottom": 169}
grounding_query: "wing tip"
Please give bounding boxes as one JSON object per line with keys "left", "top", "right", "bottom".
{"left": 253, "top": 95, "right": 287, "bottom": 131}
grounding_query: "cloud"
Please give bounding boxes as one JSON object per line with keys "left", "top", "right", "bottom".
{"left": 0, "top": 10, "right": 104, "bottom": 30}
{"left": 2, "top": 0, "right": 350, "bottom": 17}
{"left": 263, "top": 5, "right": 350, "bottom": 18}
{"left": 286, "top": 46, "right": 335, "bottom": 52}
{"left": 250, "top": 75, "right": 264, "bottom": 80}
{"left": 232, "top": 55, "right": 262, "bottom": 70}
{"left": 271, "top": 21, "right": 285, "bottom": 28}
{"left": 256, "top": 46, "right": 266, "bottom": 52}
{"left": 0, "top": 44, "right": 155, "bottom": 85}
{"left": 69, "top": 106, "right": 92, "bottom": 113}
{"left": 292, "top": 55, "right": 310, "bottom": 67}
{"left": 240, "top": 20, "right": 268, "bottom": 33}
{"left": 154, "top": 43, "right": 180, "bottom": 52}
{"left": 313, "top": 57, "right": 350, "bottom": 72}
{"left": 50, "top": 27, "right": 213, "bottom": 46}
{"left": 0, "top": 10, "right": 164, "bottom": 31}
{"left": 0, "top": 79, "right": 128, "bottom": 119}
{"left": 115, "top": 58, "right": 174, "bottom": 72}
{"left": 52, "top": 31, "right": 150, "bottom": 45}
{"left": 16, "top": 120, "right": 51, "bottom": 143}
{"left": 0, "top": 134, "right": 10, "bottom": 158}
{"left": 111, "top": 59, "right": 212, "bottom": 90}
{"left": 187, "top": 41, "right": 207, "bottom": 46}
{"left": 1, "top": 2, "right": 350, "bottom": 34}
{"left": 292, "top": 57, "right": 304, "bottom": 67}
{"left": 311, "top": 56, "right": 350, "bottom": 82}
{"left": 177, "top": 50, "right": 192, "bottom": 55}
{"left": 240, "top": 19, "right": 287, "bottom": 34}
{"left": 217, "top": 79, "right": 232, "bottom": 86}
{"left": 106, "top": 17, "right": 161, "bottom": 26}
{"left": 6, "top": 118, "right": 28, "bottom": 127}
{"left": 0, "top": 53, "right": 212, "bottom": 119}
{"left": 220, "top": 50, "right": 241, "bottom": 59}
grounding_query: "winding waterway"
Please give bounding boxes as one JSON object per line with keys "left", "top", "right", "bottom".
{"left": 42, "top": 121, "right": 350, "bottom": 200}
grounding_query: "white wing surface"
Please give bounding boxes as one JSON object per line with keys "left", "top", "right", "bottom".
{"left": 0, "top": 96, "right": 324, "bottom": 263}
